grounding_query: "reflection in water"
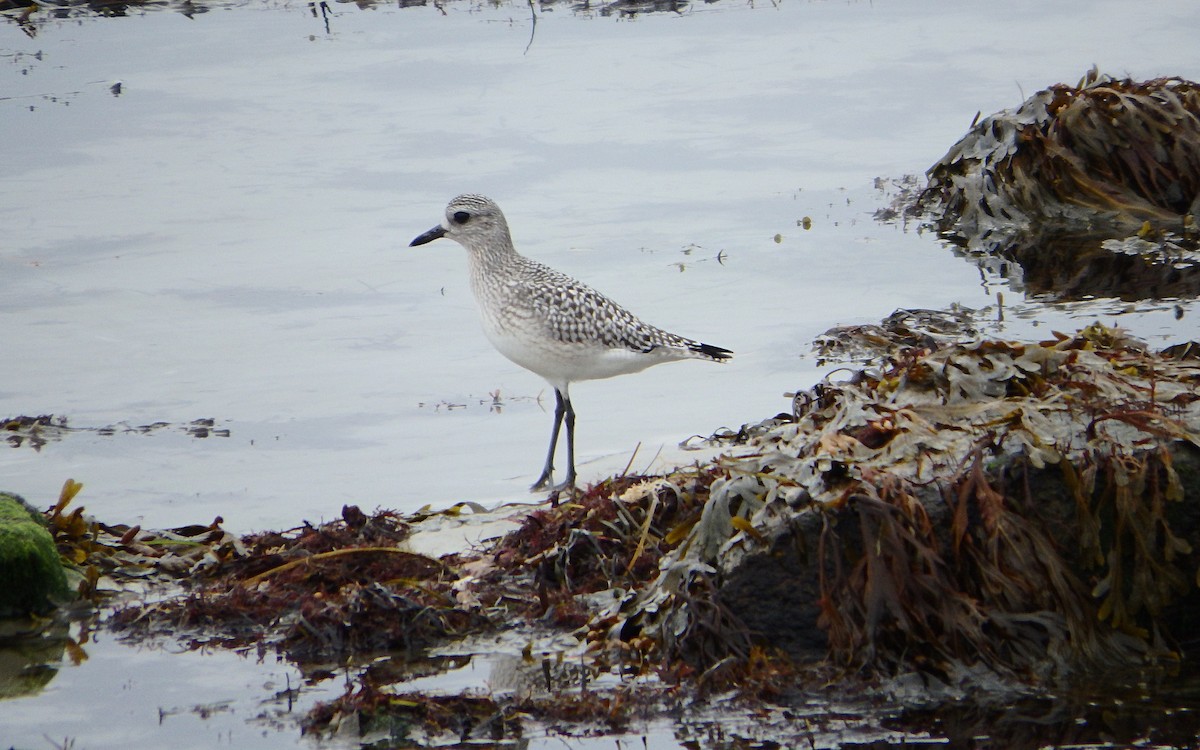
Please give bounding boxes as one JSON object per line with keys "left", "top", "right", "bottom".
{"left": 888, "top": 665, "right": 1200, "bottom": 750}
{"left": 572, "top": 0, "right": 694, "bottom": 17}
{"left": 0, "top": 619, "right": 77, "bottom": 700}
{"left": 943, "top": 231, "right": 1200, "bottom": 302}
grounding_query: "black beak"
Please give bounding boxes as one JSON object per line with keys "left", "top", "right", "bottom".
{"left": 410, "top": 225, "right": 446, "bottom": 247}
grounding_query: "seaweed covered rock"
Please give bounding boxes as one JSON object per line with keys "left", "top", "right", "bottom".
{"left": 620, "top": 325, "right": 1200, "bottom": 681}
{"left": 923, "top": 68, "right": 1200, "bottom": 236}
{"left": 0, "top": 492, "right": 69, "bottom": 617}
{"left": 917, "top": 69, "right": 1200, "bottom": 301}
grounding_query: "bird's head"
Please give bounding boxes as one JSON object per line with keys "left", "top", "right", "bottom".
{"left": 409, "top": 194, "right": 510, "bottom": 250}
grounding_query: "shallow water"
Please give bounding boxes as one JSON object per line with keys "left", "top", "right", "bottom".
{"left": 2, "top": 625, "right": 343, "bottom": 749}
{"left": 4, "top": 0, "right": 1197, "bottom": 532}
{"left": 2, "top": 0, "right": 1200, "bottom": 746}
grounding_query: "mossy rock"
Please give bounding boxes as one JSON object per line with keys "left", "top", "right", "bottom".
{"left": 0, "top": 492, "right": 69, "bottom": 617}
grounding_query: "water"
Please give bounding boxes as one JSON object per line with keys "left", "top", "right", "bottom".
{"left": 2, "top": 0, "right": 1199, "bottom": 746}
{"left": 2, "top": 626, "right": 344, "bottom": 749}
{"left": 3, "top": 0, "right": 1195, "bottom": 532}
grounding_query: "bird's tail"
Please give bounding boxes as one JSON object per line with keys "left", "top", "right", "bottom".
{"left": 690, "top": 342, "right": 733, "bottom": 361}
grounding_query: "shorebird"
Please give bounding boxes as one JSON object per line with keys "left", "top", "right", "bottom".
{"left": 409, "top": 194, "right": 732, "bottom": 491}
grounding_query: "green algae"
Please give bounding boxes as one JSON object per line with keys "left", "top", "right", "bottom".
{"left": 0, "top": 492, "right": 69, "bottom": 617}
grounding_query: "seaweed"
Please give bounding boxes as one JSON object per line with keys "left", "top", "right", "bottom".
{"left": 922, "top": 69, "right": 1200, "bottom": 234}
{"left": 303, "top": 683, "right": 519, "bottom": 744}
{"left": 622, "top": 324, "right": 1200, "bottom": 682}
{"left": 914, "top": 69, "right": 1200, "bottom": 302}
{"left": 108, "top": 504, "right": 491, "bottom": 661}
{"left": 18, "top": 321, "right": 1200, "bottom": 745}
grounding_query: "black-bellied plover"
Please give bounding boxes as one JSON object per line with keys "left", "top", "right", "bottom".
{"left": 410, "top": 194, "right": 732, "bottom": 491}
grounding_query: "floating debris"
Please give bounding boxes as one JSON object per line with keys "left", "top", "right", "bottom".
{"left": 2, "top": 415, "right": 230, "bottom": 451}
{"left": 2, "top": 415, "right": 66, "bottom": 451}
{"left": 1, "top": 0, "right": 696, "bottom": 36}
{"left": 813, "top": 305, "right": 981, "bottom": 366}
{"left": 45, "top": 478, "right": 243, "bottom": 602}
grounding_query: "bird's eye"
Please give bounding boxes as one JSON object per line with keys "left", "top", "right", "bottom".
{"left": 452, "top": 211, "right": 471, "bottom": 225}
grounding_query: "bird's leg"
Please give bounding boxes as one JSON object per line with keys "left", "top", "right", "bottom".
{"left": 531, "top": 389, "right": 567, "bottom": 491}
{"left": 561, "top": 395, "right": 576, "bottom": 489}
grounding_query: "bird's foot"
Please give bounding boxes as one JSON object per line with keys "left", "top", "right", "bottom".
{"left": 530, "top": 471, "right": 554, "bottom": 492}
{"left": 530, "top": 478, "right": 577, "bottom": 493}
{"left": 530, "top": 472, "right": 578, "bottom": 496}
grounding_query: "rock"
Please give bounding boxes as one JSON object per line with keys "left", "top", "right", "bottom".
{"left": 920, "top": 68, "right": 1200, "bottom": 238}
{"left": 621, "top": 325, "right": 1200, "bottom": 681}
{"left": 0, "top": 492, "right": 70, "bottom": 617}
{"left": 913, "top": 69, "right": 1200, "bottom": 304}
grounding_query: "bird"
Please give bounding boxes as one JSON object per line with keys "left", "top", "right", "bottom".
{"left": 409, "top": 194, "right": 732, "bottom": 492}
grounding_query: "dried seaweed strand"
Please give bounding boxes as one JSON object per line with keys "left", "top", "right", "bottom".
{"left": 242, "top": 547, "right": 441, "bottom": 586}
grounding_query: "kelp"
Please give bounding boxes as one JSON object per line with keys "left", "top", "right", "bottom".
{"left": 619, "top": 323, "right": 1200, "bottom": 681}
{"left": 922, "top": 68, "right": 1200, "bottom": 236}
{"left": 15, "top": 325, "right": 1200, "bottom": 743}
{"left": 44, "top": 478, "right": 245, "bottom": 604}
{"left": 916, "top": 69, "right": 1200, "bottom": 302}
{"left": 488, "top": 473, "right": 715, "bottom": 597}
{"left": 480, "top": 471, "right": 745, "bottom": 663}
{"left": 108, "top": 504, "right": 491, "bottom": 661}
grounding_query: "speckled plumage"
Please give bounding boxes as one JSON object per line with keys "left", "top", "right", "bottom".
{"left": 410, "top": 194, "right": 731, "bottom": 491}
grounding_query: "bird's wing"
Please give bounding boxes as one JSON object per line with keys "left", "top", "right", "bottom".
{"left": 522, "top": 265, "right": 684, "bottom": 354}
